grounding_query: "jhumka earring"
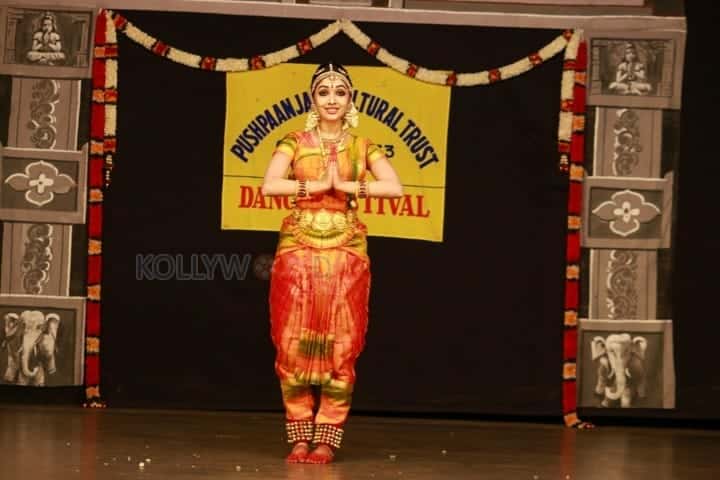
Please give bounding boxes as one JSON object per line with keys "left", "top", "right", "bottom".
{"left": 343, "top": 101, "right": 359, "bottom": 130}
{"left": 304, "top": 107, "right": 320, "bottom": 132}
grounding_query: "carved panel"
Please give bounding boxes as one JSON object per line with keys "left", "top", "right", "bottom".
{"left": 582, "top": 174, "right": 673, "bottom": 249}
{"left": 589, "top": 249, "right": 657, "bottom": 320}
{"left": 0, "top": 294, "right": 85, "bottom": 386}
{"left": 593, "top": 107, "right": 662, "bottom": 177}
{"left": 586, "top": 30, "right": 685, "bottom": 109}
{"left": 577, "top": 319, "right": 675, "bottom": 409}
{"left": 8, "top": 77, "right": 81, "bottom": 150}
{"left": 0, "top": 144, "right": 87, "bottom": 223}
{"left": 0, "top": 7, "right": 94, "bottom": 78}
{"left": 1, "top": 222, "right": 71, "bottom": 296}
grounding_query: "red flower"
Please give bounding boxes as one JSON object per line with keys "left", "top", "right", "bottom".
{"left": 113, "top": 14, "right": 128, "bottom": 31}
{"left": 152, "top": 41, "right": 170, "bottom": 57}
{"left": 200, "top": 56, "right": 217, "bottom": 70}
{"left": 104, "top": 44, "right": 118, "bottom": 58}
{"left": 563, "top": 30, "right": 573, "bottom": 40}
{"left": 367, "top": 41, "right": 381, "bottom": 56}
{"left": 561, "top": 99, "right": 574, "bottom": 112}
{"left": 489, "top": 68, "right": 502, "bottom": 83}
{"left": 576, "top": 41, "right": 588, "bottom": 67}
{"left": 406, "top": 64, "right": 418, "bottom": 78}
{"left": 250, "top": 56, "right": 266, "bottom": 70}
{"left": 529, "top": 52, "right": 543, "bottom": 66}
{"left": 104, "top": 89, "right": 118, "bottom": 103}
{"left": 445, "top": 73, "right": 457, "bottom": 86}
{"left": 297, "top": 38, "right": 313, "bottom": 55}
{"left": 104, "top": 138, "right": 117, "bottom": 153}
{"left": 564, "top": 59, "right": 577, "bottom": 71}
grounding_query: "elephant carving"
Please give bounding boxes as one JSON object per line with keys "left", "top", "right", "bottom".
{"left": 591, "top": 333, "right": 647, "bottom": 408}
{"left": 2, "top": 310, "right": 60, "bottom": 386}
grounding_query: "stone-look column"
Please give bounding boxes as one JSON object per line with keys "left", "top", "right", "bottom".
{"left": 0, "top": 5, "right": 95, "bottom": 388}
{"left": 577, "top": 29, "right": 686, "bottom": 409}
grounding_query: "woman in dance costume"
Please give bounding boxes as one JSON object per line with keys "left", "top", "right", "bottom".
{"left": 261, "top": 62, "right": 403, "bottom": 464}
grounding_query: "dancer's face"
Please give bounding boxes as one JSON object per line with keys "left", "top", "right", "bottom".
{"left": 313, "top": 77, "right": 350, "bottom": 125}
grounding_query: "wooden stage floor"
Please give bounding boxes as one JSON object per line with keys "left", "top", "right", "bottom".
{"left": 1, "top": 405, "right": 718, "bottom": 479}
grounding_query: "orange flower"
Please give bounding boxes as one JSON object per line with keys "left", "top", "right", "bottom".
{"left": 89, "top": 188, "right": 104, "bottom": 203}
{"left": 91, "top": 140, "right": 104, "bottom": 155}
{"left": 570, "top": 165, "right": 584, "bottom": 181}
{"left": 564, "top": 412, "right": 579, "bottom": 427}
{"left": 574, "top": 71, "right": 587, "bottom": 86}
{"left": 563, "top": 362, "right": 577, "bottom": 379}
{"left": 567, "top": 215, "right": 581, "bottom": 230}
{"left": 88, "top": 239, "right": 102, "bottom": 255}
{"left": 566, "top": 265, "right": 580, "bottom": 280}
{"left": 572, "top": 115, "right": 586, "bottom": 132}
{"left": 564, "top": 310, "right": 578, "bottom": 326}
{"left": 88, "top": 285, "right": 101, "bottom": 301}
{"left": 86, "top": 337, "right": 100, "bottom": 354}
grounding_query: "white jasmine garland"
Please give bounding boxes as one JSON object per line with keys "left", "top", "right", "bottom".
{"left": 105, "top": 59, "right": 117, "bottom": 89}
{"left": 167, "top": 48, "right": 201, "bottom": 68}
{"left": 312, "top": 20, "right": 343, "bottom": 46}
{"left": 124, "top": 23, "right": 155, "bottom": 49}
{"left": 105, "top": 12, "right": 117, "bottom": 44}
{"left": 216, "top": 58, "right": 249, "bottom": 72}
{"left": 341, "top": 19, "right": 371, "bottom": 48}
{"left": 104, "top": 104, "right": 116, "bottom": 137}
{"left": 111, "top": 13, "right": 577, "bottom": 89}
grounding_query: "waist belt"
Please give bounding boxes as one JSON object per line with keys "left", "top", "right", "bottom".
{"left": 291, "top": 208, "right": 357, "bottom": 249}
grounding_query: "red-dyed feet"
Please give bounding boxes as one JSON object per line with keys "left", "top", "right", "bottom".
{"left": 306, "top": 444, "right": 335, "bottom": 464}
{"left": 286, "top": 442, "right": 310, "bottom": 463}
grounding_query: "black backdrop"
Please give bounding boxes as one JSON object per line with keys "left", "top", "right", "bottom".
{"left": 101, "top": 11, "right": 567, "bottom": 415}
{"left": 3, "top": 3, "right": 720, "bottom": 424}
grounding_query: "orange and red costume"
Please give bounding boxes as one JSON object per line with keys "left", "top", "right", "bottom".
{"left": 270, "top": 130, "right": 384, "bottom": 449}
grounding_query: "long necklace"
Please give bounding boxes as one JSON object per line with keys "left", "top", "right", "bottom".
{"left": 316, "top": 127, "right": 346, "bottom": 178}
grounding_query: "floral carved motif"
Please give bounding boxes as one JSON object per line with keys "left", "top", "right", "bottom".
{"left": 592, "top": 190, "right": 660, "bottom": 237}
{"left": 5, "top": 160, "right": 76, "bottom": 207}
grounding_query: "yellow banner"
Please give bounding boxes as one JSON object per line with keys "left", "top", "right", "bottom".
{"left": 222, "top": 64, "right": 450, "bottom": 242}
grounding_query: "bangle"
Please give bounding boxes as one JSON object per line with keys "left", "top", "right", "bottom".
{"left": 296, "top": 179, "right": 309, "bottom": 198}
{"left": 357, "top": 179, "right": 369, "bottom": 199}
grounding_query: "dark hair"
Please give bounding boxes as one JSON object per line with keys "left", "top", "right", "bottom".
{"left": 310, "top": 62, "right": 353, "bottom": 92}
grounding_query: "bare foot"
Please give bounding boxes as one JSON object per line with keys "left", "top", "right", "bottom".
{"left": 286, "top": 442, "right": 310, "bottom": 463}
{"left": 306, "top": 444, "right": 334, "bottom": 464}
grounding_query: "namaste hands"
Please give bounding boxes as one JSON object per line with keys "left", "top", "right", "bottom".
{"left": 319, "top": 159, "right": 343, "bottom": 193}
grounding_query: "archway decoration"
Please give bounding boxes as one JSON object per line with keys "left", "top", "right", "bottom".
{"left": 86, "top": 8, "right": 588, "bottom": 428}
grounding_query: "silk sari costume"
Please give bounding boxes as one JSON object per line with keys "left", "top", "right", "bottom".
{"left": 270, "top": 129, "right": 384, "bottom": 449}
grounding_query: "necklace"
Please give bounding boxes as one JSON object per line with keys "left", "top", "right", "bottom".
{"left": 317, "top": 128, "right": 345, "bottom": 143}
{"left": 316, "top": 127, "right": 346, "bottom": 178}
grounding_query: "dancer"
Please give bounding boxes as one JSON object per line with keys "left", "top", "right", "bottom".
{"left": 261, "top": 62, "right": 402, "bottom": 464}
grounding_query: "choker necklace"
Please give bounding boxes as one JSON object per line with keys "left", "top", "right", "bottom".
{"left": 316, "top": 127, "right": 346, "bottom": 144}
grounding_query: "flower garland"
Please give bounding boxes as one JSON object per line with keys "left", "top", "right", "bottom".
{"left": 83, "top": 9, "right": 117, "bottom": 408}
{"left": 109, "top": 9, "right": 341, "bottom": 72}
{"left": 106, "top": 9, "right": 571, "bottom": 86}
{"left": 341, "top": 19, "right": 572, "bottom": 86}
{"left": 559, "top": 32, "right": 591, "bottom": 429}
